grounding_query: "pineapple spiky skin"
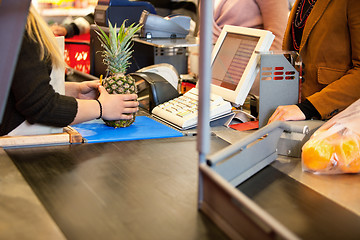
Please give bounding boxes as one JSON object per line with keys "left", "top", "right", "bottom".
{"left": 95, "top": 19, "right": 142, "bottom": 128}
{"left": 102, "top": 73, "right": 136, "bottom": 128}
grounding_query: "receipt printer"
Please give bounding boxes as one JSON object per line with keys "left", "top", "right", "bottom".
{"left": 139, "top": 10, "right": 191, "bottom": 38}
{"left": 94, "top": 0, "right": 156, "bottom": 27}
{"left": 132, "top": 64, "right": 180, "bottom": 112}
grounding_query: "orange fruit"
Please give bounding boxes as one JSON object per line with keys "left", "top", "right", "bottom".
{"left": 302, "top": 137, "right": 335, "bottom": 172}
{"left": 335, "top": 135, "right": 360, "bottom": 173}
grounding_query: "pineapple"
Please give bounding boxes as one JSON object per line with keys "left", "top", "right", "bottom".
{"left": 95, "top": 20, "right": 141, "bottom": 128}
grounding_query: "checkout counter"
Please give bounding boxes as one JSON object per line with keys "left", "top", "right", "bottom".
{"left": 1, "top": 1, "right": 360, "bottom": 239}
{"left": 2, "top": 113, "right": 360, "bottom": 239}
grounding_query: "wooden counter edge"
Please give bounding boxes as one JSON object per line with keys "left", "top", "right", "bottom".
{"left": 0, "top": 126, "right": 83, "bottom": 148}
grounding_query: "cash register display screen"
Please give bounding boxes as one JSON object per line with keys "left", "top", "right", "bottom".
{"left": 212, "top": 33, "right": 259, "bottom": 91}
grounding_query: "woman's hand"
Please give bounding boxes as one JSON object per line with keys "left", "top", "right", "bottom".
{"left": 65, "top": 81, "right": 100, "bottom": 100}
{"left": 267, "top": 104, "right": 305, "bottom": 124}
{"left": 77, "top": 80, "right": 100, "bottom": 100}
{"left": 98, "top": 85, "right": 139, "bottom": 121}
{"left": 70, "top": 84, "right": 139, "bottom": 125}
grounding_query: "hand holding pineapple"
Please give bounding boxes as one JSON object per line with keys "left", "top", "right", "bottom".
{"left": 67, "top": 81, "right": 138, "bottom": 125}
{"left": 67, "top": 80, "right": 139, "bottom": 121}
{"left": 97, "top": 85, "right": 138, "bottom": 121}
{"left": 76, "top": 80, "right": 101, "bottom": 100}
{"left": 65, "top": 80, "right": 101, "bottom": 100}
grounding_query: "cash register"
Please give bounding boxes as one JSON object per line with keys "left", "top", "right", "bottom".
{"left": 94, "top": 0, "right": 156, "bottom": 27}
{"left": 90, "top": 1, "right": 197, "bottom": 78}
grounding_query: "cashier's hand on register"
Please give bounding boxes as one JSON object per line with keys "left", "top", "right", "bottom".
{"left": 267, "top": 105, "right": 306, "bottom": 124}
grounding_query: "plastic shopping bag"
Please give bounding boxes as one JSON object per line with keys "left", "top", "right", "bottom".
{"left": 301, "top": 99, "right": 360, "bottom": 174}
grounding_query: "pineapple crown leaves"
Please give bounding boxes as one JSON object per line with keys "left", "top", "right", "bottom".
{"left": 95, "top": 20, "right": 142, "bottom": 74}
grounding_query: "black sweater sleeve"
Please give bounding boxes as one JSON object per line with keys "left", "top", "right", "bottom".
{"left": 0, "top": 33, "right": 77, "bottom": 135}
{"left": 64, "top": 13, "right": 94, "bottom": 38}
{"left": 296, "top": 99, "right": 321, "bottom": 120}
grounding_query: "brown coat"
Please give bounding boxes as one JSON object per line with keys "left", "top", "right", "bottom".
{"left": 283, "top": 0, "right": 360, "bottom": 119}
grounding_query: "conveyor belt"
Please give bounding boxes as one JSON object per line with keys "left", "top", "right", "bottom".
{"left": 238, "top": 165, "right": 360, "bottom": 239}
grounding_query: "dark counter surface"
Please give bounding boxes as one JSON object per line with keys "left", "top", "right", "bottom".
{"left": 2, "top": 123, "right": 360, "bottom": 239}
{"left": 4, "top": 136, "right": 229, "bottom": 240}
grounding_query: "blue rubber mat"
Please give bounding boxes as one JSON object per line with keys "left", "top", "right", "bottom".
{"left": 72, "top": 116, "right": 183, "bottom": 143}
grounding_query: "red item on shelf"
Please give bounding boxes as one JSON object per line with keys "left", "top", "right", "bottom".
{"left": 64, "top": 33, "right": 90, "bottom": 74}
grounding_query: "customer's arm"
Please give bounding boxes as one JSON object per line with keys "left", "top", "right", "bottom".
{"left": 65, "top": 81, "right": 139, "bottom": 125}
{"left": 71, "top": 86, "right": 138, "bottom": 125}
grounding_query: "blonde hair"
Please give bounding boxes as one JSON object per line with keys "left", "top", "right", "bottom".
{"left": 26, "top": 5, "right": 65, "bottom": 68}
